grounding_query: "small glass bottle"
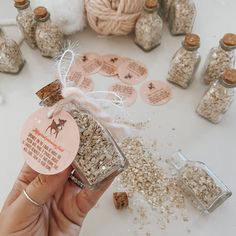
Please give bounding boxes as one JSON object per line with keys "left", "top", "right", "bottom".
{"left": 14, "top": 0, "right": 37, "bottom": 49}
{"left": 203, "top": 33, "right": 236, "bottom": 85}
{"left": 34, "top": 7, "right": 64, "bottom": 58}
{"left": 36, "top": 80, "right": 128, "bottom": 189}
{"left": 167, "top": 34, "right": 201, "bottom": 88}
{"left": 168, "top": 0, "right": 196, "bottom": 35}
{"left": 160, "top": 0, "right": 173, "bottom": 21}
{"left": 135, "top": 0, "right": 163, "bottom": 52}
{"left": 0, "top": 28, "right": 25, "bottom": 74}
{"left": 197, "top": 69, "right": 236, "bottom": 124}
{"left": 171, "top": 151, "right": 232, "bottom": 214}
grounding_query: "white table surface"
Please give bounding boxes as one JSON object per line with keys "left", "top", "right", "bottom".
{"left": 0, "top": 0, "right": 236, "bottom": 235}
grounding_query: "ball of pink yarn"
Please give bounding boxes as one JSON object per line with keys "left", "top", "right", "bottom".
{"left": 85, "top": 0, "right": 145, "bottom": 36}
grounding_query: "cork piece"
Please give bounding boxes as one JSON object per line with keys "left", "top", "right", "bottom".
{"left": 223, "top": 69, "right": 236, "bottom": 85}
{"left": 184, "top": 34, "right": 200, "bottom": 47}
{"left": 34, "top": 6, "right": 48, "bottom": 20}
{"left": 113, "top": 192, "right": 129, "bottom": 210}
{"left": 145, "top": 0, "right": 158, "bottom": 9}
{"left": 14, "top": 0, "right": 29, "bottom": 9}
{"left": 223, "top": 33, "right": 236, "bottom": 46}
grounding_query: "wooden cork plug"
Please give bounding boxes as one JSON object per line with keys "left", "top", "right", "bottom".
{"left": 34, "top": 6, "right": 49, "bottom": 20}
{"left": 113, "top": 192, "right": 129, "bottom": 210}
{"left": 223, "top": 33, "right": 236, "bottom": 46}
{"left": 184, "top": 34, "right": 200, "bottom": 47}
{"left": 223, "top": 69, "right": 236, "bottom": 85}
{"left": 145, "top": 0, "right": 158, "bottom": 9}
{"left": 14, "top": 0, "right": 29, "bottom": 8}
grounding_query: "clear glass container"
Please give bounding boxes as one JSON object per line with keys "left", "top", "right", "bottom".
{"left": 160, "top": 0, "right": 173, "bottom": 21}
{"left": 167, "top": 34, "right": 201, "bottom": 88}
{"left": 14, "top": 0, "right": 37, "bottom": 49}
{"left": 34, "top": 7, "right": 64, "bottom": 58}
{"left": 36, "top": 80, "right": 128, "bottom": 189}
{"left": 0, "top": 28, "right": 25, "bottom": 74}
{"left": 203, "top": 34, "right": 236, "bottom": 85}
{"left": 168, "top": 0, "right": 196, "bottom": 35}
{"left": 135, "top": 0, "right": 163, "bottom": 52}
{"left": 171, "top": 151, "right": 232, "bottom": 214}
{"left": 197, "top": 69, "right": 236, "bottom": 124}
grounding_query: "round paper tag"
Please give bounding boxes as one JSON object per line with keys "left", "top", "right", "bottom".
{"left": 21, "top": 108, "right": 80, "bottom": 175}
{"left": 99, "top": 55, "right": 125, "bottom": 76}
{"left": 118, "top": 60, "right": 148, "bottom": 85}
{"left": 140, "top": 80, "right": 172, "bottom": 106}
{"left": 108, "top": 83, "right": 137, "bottom": 107}
{"left": 76, "top": 53, "right": 103, "bottom": 75}
{"left": 80, "top": 77, "right": 94, "bottom": 92}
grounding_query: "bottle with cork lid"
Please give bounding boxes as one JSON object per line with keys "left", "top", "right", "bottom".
{"left": 168, "top": 0, "right": 196, "bottom": 35}
{"left": 135, "top": 0, "right": 163, "bottom": 51}
{"left": 167, "top": 33, "right": 201, "bottom": 88}
{"left": 35, "top": 80, "right": 128, "bottom": 189}
{"left": 0, "top": 27, "right": 25, "bottom": 74}
{"left": 197, "top": 68, "right": 236, "bottom": 123}
{"left": 14, "top": 0, "right": 37, "bottom": 49}
{"left": 34, "top": 6, "right": 64, "bottom": 58}
{"left": 203, "top": 33, "right": 236, "bottom": 85}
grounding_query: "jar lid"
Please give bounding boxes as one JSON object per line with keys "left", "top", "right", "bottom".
{"left": 223, "top": 33, "right": 236, "bottom": 47}
{"left": 34, "top": 6, "right": 49, "bottom": 21}
{"left": 145, "top": 0, "right": 159, "bottom": 9}
{"left": 223, "top": 69, "right": 236, "bottom": 85}
{"left": 184, "top": 34, "right": 200, "bottom": 47}
{"left": 14, "top": 0, "right": 30, "bottom": 9}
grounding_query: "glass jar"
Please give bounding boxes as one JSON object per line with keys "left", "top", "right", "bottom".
{"left": 168, "top": 0, "right": 196, "bottom": 35}
{"left": 171, "top": 151, "right": 232, "bottom": 214}
{"left": 36, "top": 80, "right": 128, "bottom": 189}
{"left": 197, "top": 69, "right": 236, "bottom": 124}
{"left": 203, "top": 34, "right": 236, "bottom": 85}
{"left": 14, "top": 0, "right": 37, "bottom": 49}
{"left": 160, "top": 0, "right": 173, "bottom": 21}
{"left": 34, "top": 7, "right": 64, "bottom": 58}
{"left": 167, "top": 34, "right": 201, "bottom": 88}
{"left": 135, "top": 0, "right": 163, "bottom": 52}
{"left": 0, "top": 28, "right": 25, "bottom": 74}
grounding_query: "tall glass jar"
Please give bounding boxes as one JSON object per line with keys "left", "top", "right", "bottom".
{"left": 168, "top": 0, "right": 196, "bottom": 35}
{"left": 171, "top": 151, "right": 232, "bottom": 214}
{"left": 0, "top": 28, "right": 25, "bottom": 74}
{"left": 160, "top": 0, "right": 173, "bottom": 21}
{"left": 167, "top": 34, "right": 201, "bottom": 88}
{"left": 34, "top": 7, "right": 64, "bottom": 58}
{"left": 14, "top": 0, "right": 37, "bottom": 49}
{"left": 36, "top": 80, "right": 128, "bottom": 189}
{"left": 203, "top": 34, "right": 236, "bottom": 85}
{"left": 135, "top": 0, "right": 163, "bottom": 51}
{"left": 197, "top": 69, "right": 236, "bottom": 124}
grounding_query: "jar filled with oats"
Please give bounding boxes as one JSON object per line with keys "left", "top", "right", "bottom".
{"left": 14, "top": 0, "right": 37, "bottom": 49}
{"left": 203, "top": 33, "right": 236, "bottom": 85}
{"left": 197, "top": 69, "right": 236, "bottom": 124}
{"left": 167, "top": 34, "right": 201, "bottom": 88}
{"left": 160, "top": 0, "right": 173, "bottom": 21}
{"left": 168, "top": 0, "right": 196, "bottom": 35}
{"left": 135, "top": 0, "right": 163, "bottom": 51}
{"left": 0, "top": 28, "right": 25, "bottom": 74}
{"left": 171, "top": 151, "right": 232, "bottom": 214}
{"left": 36, "top": 80, "right": 128, "bottom": 189}
{"left": 34, "top": 7, "right": 64, "bottom": 58}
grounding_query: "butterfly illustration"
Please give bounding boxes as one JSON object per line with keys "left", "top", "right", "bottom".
{"left": 110, "top": 57, "right": 118, "bottom": 63}
{"left": 82, "top": 56, "right": 88, "bottom": 62}
{"left": 148, "top": 83, "right": 155, "bottom": 90}
{"left": 124, "top": 73, "right": 132, "bottom": 79}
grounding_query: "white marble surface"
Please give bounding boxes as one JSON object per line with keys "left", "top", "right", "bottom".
{"left": 0, "top": 0, "right": 236, "bottom": 235}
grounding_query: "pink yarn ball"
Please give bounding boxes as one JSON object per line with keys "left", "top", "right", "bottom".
{"left": 85, "top": 0, "right": 145, "bottom": 36}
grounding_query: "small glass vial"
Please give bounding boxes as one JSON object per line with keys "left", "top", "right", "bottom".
{"left": 34, "top": 7, "right": 64, "bottom": 58}
{"left": 203, "top": 33, "right": 236, "bottom": 85}
{"left": 171, "top": 151, "right": 232, "bottom": 214}
{"left": 14, "top": 0, "right": 37, "bottom": 49}
{"left": 36, "top": 80, "right": 128, "bottom": 189}
{"left": 169, "top": 0, "right": 196, "bottom": 35}
{"left": 135, "top": 0, "right": 163, "bottom": 52}
{"left": 0, "top": 28, "right": 25, "bottom": 74}
{"left": 197, "top": 69, "right": 236, "bottom": 124}
{"left": 167, "top": 34, "right": 201, "bottom": 88}
{"left": 160, "top": 0, "right": 173, "bottom": 21}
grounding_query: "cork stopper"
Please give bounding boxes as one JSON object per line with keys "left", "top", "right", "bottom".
{"left": 184, "top": 34, "right": 200, "bottom": 47}
{"left": 223, "top": 33, "right": 236, "bottom": 47}
{"left": 36, "top": 80, "right": 63, "bottom": 106}
{"left": 223, "top": 69, "right": 236, "bottom": 85}
{"left": 34, "top": 6, "right": 49, "bottom": 21}
{"left": 145, "top": 0, "right": 158, "bottom": 9}
{"left": 113, "top": 192, "right": 129, "bottom": 210}
{"left": 14, "top": 0, "right": 30, "bottom": 9}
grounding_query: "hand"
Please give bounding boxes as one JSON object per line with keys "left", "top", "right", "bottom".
{"left": 0, "top": 164, "right": 112, "bottom": 236}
